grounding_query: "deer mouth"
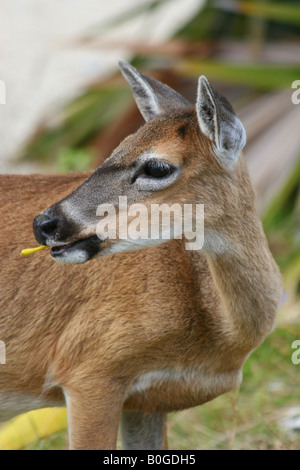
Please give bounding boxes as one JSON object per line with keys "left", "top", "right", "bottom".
{"left": 50, "top": 235, "right": 101, "bottom": 264}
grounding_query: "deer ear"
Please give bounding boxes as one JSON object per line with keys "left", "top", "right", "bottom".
{"left": 119, "top": 60, "right": 190, "bottom": 122}
{"left": 196, "top": 76, "right": 246, "bottom": 170}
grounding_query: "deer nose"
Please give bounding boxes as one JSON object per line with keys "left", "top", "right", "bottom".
{"left": 33, "top": 213, "right": 60, "bottom": 245}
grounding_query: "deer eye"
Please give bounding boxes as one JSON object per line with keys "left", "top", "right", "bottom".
{"left": 143, "top": 160, "right": 174, "bottom": 178}
{"left": 131, "top": 158, "right": 180, "bottom": 189}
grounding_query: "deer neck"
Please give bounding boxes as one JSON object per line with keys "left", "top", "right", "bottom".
{"left": 199, "top": 168, "right": 282, "bottom": 349}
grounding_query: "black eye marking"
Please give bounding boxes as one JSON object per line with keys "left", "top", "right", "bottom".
{"left": 131, "top": 160, "right": 175, "bottom": 183}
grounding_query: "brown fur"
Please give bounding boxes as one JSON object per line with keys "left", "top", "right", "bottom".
{"left": 0, "top": 109, "right": 282, "bottom": 449}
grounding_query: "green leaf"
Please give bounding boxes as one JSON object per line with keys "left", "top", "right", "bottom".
{"left": 178, "top": 60, "right": 300, "bottom": 89}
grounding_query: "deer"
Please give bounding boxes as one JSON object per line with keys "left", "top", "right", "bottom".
{"left": 0, "top": 61, "right": 282, "bottom": 450}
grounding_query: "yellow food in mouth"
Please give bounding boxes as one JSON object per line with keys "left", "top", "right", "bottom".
{"left": 20, "top": 246, "right": 49, "bottom": 257}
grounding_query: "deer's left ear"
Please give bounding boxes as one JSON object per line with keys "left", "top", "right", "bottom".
{"left": 196, "top": 76, "right": 246, "bottom": 170}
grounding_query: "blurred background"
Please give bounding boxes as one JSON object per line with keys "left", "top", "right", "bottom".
{"left": 0, "top": 0, "right": 300, "bottom": 450}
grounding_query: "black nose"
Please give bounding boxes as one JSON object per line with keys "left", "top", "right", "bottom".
{"left": 33, "top": 213, "right": 60, "bottom": 245}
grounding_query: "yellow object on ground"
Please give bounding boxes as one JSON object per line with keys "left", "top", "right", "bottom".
{"left": 0, "top": 408, "right": 68, "bottom": 450}
{"left": 21, "top": 245, "right": 48, "bottom": 256}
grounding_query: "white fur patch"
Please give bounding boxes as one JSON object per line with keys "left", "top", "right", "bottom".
{"left": 126, "top": 367, "right": 242, "bottom": 399}
{"left": 52, "top": 249, "right": 89, "bottom": 265}
{"left": 99, "top": 237, "right": 165, "bottom": 257}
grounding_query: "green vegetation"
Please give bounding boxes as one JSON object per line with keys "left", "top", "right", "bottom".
{"left": 179, "top": 61, "right": 300, "bottom": 89}
{"left": 263, "top": 156, "right": 300, "bottom": 302}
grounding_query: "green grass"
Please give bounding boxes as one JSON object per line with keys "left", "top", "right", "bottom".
{"left": 25, "top": 430, "right": 68, "bottom": 451}
{"left": 25, "top": 326, "right": 300, "bottom": 450}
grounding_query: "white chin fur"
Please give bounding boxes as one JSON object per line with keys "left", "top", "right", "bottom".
{"left": 52, "top": 249, "right": 89, "bottom": 264}
{"left": 98, "top": 237, "right": 166, "bottom": 257}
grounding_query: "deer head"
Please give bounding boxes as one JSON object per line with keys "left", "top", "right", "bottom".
{"left": 33, "top": 61, "right": 246, "bottom": 264}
